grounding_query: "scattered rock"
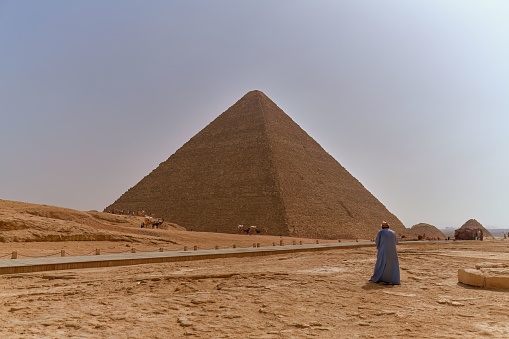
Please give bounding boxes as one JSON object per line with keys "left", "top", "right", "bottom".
{"left": 178, "top": 317, "right": 193, "bottom": 327}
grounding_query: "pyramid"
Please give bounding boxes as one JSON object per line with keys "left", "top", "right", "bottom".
{"left": 458, "top": 219, "right": 493, "bottom": 238}
{"left": 410, "top": 223, "right": 446, "bottom": 239}
{"left": 106, "top": 90, "right": 408, "bottom": 239}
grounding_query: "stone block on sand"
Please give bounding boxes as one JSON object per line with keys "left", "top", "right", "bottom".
{"left": 458, "top": 268, "right": 485, "bottom": 287}
{"left": 483, "top": 268, "right": 509, "bottom": 289}
{"left": 458, "top": 264, "right": 509, "bottom": 289}
{"left": 475, "top": 262, "right": 508, "bottom": 269}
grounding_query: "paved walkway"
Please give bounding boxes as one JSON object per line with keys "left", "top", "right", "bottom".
{"left": 0, "top": 241, "right": 376, "bottom": 275}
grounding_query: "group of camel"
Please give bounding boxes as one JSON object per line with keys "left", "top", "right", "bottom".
{"left": 141, "top": 217, "right": 164, "bottom": 229}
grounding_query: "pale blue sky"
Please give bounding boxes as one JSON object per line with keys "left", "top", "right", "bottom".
{"left": 1, "top": 1, "right": 508, "bottom": 229}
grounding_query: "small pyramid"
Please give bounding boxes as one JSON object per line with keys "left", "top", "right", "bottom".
{"left": 106, "top": 90, "right": 407, "bottom": 239}
{"left": 410, "top": 223, "right": 446, "bottom": 239}
{"left": 458, "top": 219, "right": 493, "bottom": 238}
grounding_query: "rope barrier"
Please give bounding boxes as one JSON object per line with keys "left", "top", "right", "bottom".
{"left": 64, "top": 249, "right": 97, "bottom": 257}
{"left": 16, "top": 251, "right": 62, "bottom": 258}
{"left": 0, "top": 240, "right": 328, "bottom": 260}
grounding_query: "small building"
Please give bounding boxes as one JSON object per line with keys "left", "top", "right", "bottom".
{"left": 455, "top": 219, "right": 492, "bottom": 240}
{"left": 454, "top": 227, "right": 484, "bottom": 240}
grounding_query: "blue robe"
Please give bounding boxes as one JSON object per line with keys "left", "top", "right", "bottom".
{"left": 370, "top": 228, "right": 400, "bottom": 285}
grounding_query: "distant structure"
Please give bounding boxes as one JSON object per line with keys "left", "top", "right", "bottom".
{"left": 410, "top": 223, "right": 446, "bottom": 240}
{"left": 442, "top": 226, "right": 456, "bottom": 238}
{"left": 106, "top": 90, "right": 408, "bottom": 239}
{"left": 455, "top": 219, "right": 493, "bottom": 240}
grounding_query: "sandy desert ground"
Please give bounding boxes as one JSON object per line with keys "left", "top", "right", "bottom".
{"left": 1, "top": 200, "right": 509, "bottom": 338}
{"left": 1, "top": 239, "right": 509, "bottom": 338}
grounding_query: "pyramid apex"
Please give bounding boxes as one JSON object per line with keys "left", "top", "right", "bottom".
{"left": 248, "top": 89, "right": 265, "bottom": 94}
{"left": 234, "top": 90, "right": 272, "bottom": 106}
{"left": 245, "top": 89, "right": 267, "bottom": 98}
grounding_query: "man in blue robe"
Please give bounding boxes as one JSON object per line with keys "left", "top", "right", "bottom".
{"left": 370, "top": 221, "right": 401, "bottom": 285}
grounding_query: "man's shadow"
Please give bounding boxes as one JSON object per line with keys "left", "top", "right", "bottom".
{"left": 362, "top": 281, "right": 398, "bottom": 290}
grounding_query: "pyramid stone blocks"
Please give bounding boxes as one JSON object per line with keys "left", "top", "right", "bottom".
{"left": 106, "top": 90, "right": 407, "bottom": 239}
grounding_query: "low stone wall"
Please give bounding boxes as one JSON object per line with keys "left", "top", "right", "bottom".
{"left": 458, "top": 262, "right": 509, "bottom": 289}
{"left": 0, "top": 242, "right": 374, "bottom": 275}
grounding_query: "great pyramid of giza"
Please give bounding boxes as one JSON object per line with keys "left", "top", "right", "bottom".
{"left": 106, "top": 90, "right": 409, "bottom": 239}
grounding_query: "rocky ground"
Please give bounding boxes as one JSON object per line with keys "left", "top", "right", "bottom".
{"left": 1, "top": 240, "right": 509, "bottom": 338}
{"left": 1, "top": 200, "right": 508, "bottom": 338}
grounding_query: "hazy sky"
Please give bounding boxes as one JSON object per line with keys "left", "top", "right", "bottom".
{"left": 1, "top": 1, "right": 508, "bottom": 229}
